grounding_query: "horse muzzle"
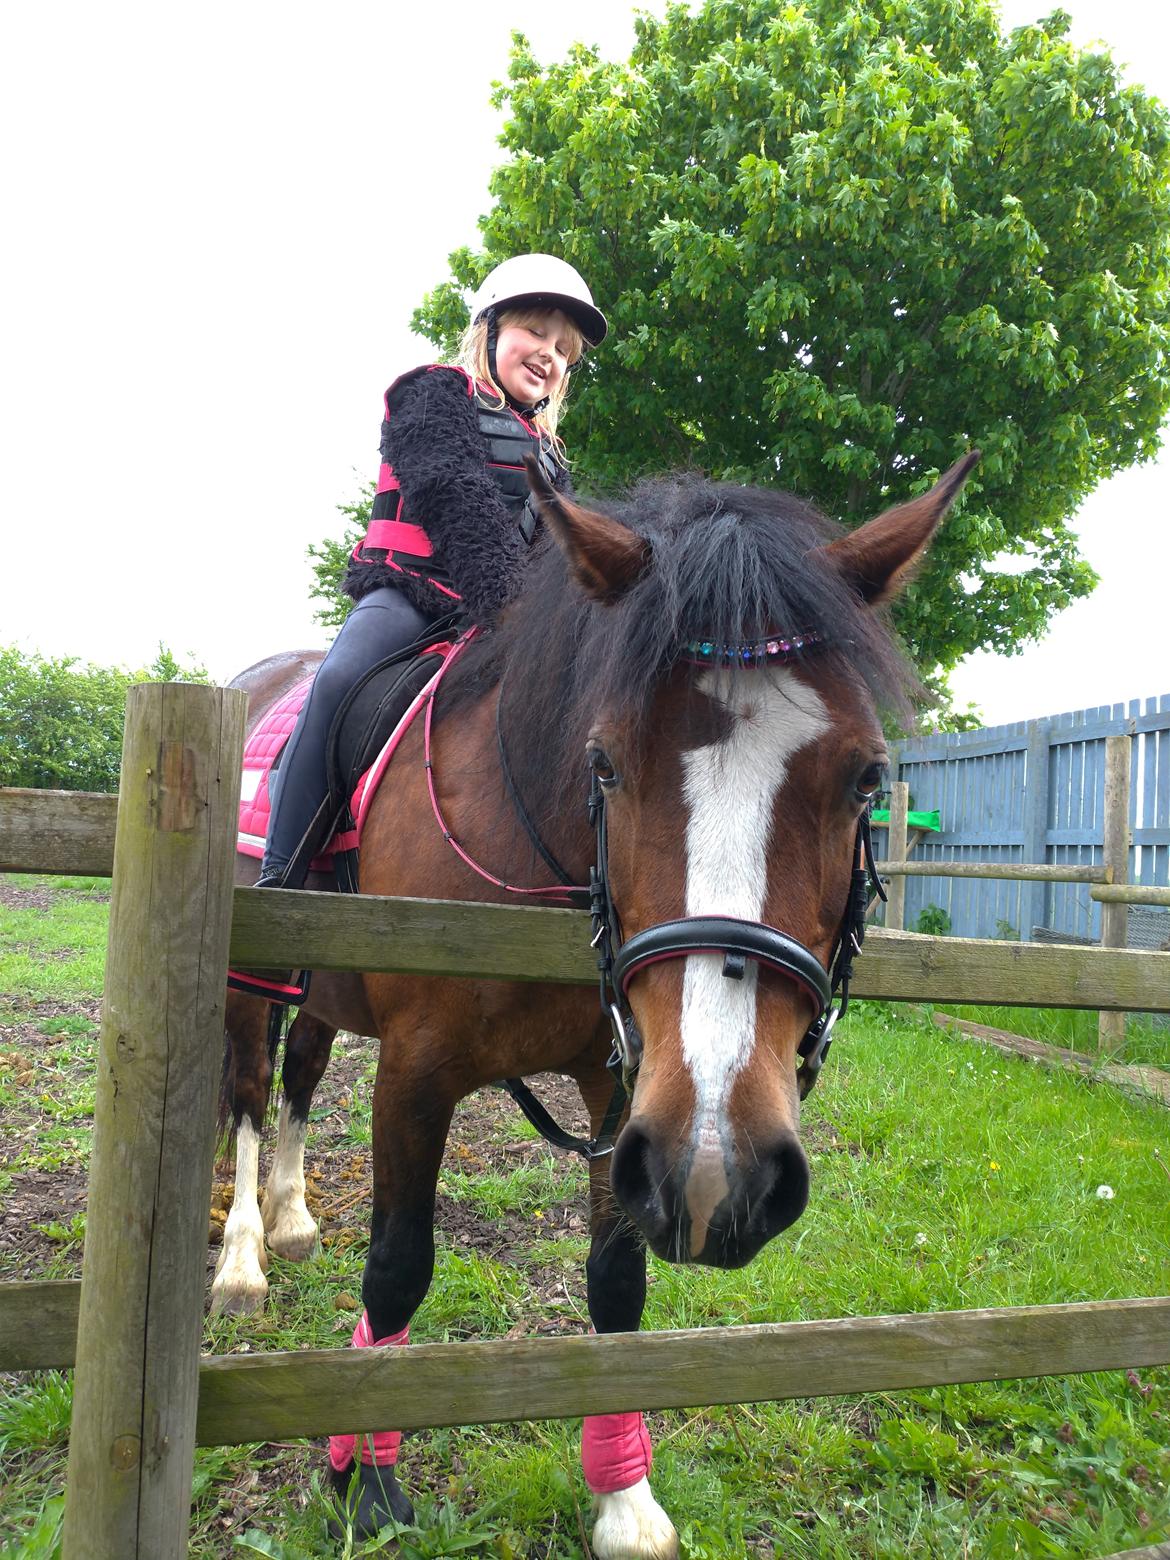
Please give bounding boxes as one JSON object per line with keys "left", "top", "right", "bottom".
{"left": 610, "top": 1117, "right": 810, "bottom": 1268}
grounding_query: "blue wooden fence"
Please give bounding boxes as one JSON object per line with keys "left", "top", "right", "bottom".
{"left": 884, "top": 695, "right": 1170, "bottom": 944}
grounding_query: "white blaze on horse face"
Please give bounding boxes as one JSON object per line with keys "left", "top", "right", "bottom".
{"left": 680, "top": 668, "right": 829, "bottom": 1124}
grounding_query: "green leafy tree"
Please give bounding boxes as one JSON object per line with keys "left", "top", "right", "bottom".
{"left": 306, "top": 484, "right": 373, "bottom": 633}
{"left": 389, "top": 0, "right": 1169, "bottom": 681}
{"left": 0, "top": 644, "right": 210, "bottom": 791}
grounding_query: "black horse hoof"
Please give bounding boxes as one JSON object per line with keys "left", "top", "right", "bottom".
{"left": 327, "top": 1459, "right": 414, "bottom": 1541}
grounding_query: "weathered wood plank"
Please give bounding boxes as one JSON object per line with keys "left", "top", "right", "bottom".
{"left": 884, "top": 781, "right": 909, "bottom": 930}
{"left": 851, "top": 930, "right": 1170, "bottom": 1011}
{"left": 194, "top": 1297, "right": 1170, "bottom": 1446}
{"left": 5, "top": 784, "right": 1167, "bottom": 1011}
{"left": 1094, "top": 1547, "right": 1170, "bottom": 1560}
{"left": 228, "top": 886, "right": 599, "bottom": 983}
{"left": 881, "top": 861, "right": 1106, "bottom": 882}
{"left": 0, "top": 1280, "right": 81, "bottom": 1370}
{"left": 1100, "top": 735, "right": 1132, "bottom": 1051}
{"left": 62, "top": 686, "right": 246, "bottom": 1560}
{"left": 0, "top": 788, "right": 116, "bottom": 876}
{"left": 1093, "top": 885, "right": 1170, "bottom": 907}
{"left": 11, "top": 1284, "right": 1170, "bottom": 1445}
{"left": 227, "top": 895, "right": 1170, "bottom": 1011}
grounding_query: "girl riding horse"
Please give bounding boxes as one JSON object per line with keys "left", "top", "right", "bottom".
{"left": 230, "top": 251, "right": 606, "bottom": 930}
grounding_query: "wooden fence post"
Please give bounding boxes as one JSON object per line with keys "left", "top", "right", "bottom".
{"left": 1022, "top": 719, "right": 1052, "bottom": 940}
{"left": 1099, "top": 733, "right": 1132, "bottom": 1054}
{"left": 61, "top": 684, "right": 246, "bottom": 1560}
{"left": 885, "top": 781, "right": 910, "bottom": 931}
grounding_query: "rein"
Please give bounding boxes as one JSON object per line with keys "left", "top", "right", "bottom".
{"left": 422, "top": 630, "right": 585, "bottom": 906}
{"left": 423, "top": 629, "right": 886, "bottom": 1156}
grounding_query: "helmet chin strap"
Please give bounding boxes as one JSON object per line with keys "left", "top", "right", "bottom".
{"left": 483, "top": 305, "right": 567, "bottom": 416}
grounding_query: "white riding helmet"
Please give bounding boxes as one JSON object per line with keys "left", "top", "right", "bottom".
{"left": 469, "top": 253, "right": 608, "bottom": 349}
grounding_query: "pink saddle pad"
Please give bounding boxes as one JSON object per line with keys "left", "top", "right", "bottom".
{"left": 236, "top": 652, "right": 449, "bottom": 869}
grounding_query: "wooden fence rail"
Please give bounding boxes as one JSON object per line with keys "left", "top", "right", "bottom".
{"left": 4, "top": 1279, "right": 1167, "bottom": 1446}
{"left": 4, "top": 791, "right": 1169, "bottom": 1010}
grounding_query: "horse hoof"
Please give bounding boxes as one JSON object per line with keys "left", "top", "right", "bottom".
{"left": 262, "top": 1202, "right": 320, "bottom": 1261}
{"left": 208, "top": 1275, "right": 268, "bottom": 1316}
{"left": 209, "top": 1249, "right": 269, "bottom": 1316}
{"left": 267, "top": 1225, "right": 319, "bottom": 1261}
{"left": 327, "top": 1459, "right": 414, "bottom": 1541}
{"left": 592, "top": 1477, "right": 679, "bottom": 1560}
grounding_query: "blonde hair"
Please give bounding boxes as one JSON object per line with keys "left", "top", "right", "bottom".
{"left": 454, "top": 305, "right": 585, "bottom": 459}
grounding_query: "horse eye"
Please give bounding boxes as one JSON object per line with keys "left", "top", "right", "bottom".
{"left": 856, "top": 762, "right": 886, "bottom": 801}
{"left": 588, "top": 746, "right": 619, "bottom": 788}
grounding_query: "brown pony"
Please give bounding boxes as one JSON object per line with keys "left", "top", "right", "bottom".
{"left": 213, "top": 453, "right": 977, "bottom": 1557}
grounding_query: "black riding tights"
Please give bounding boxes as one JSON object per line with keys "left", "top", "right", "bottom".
{"left": 262, "top": 586, "right": 443, "bottom": 884}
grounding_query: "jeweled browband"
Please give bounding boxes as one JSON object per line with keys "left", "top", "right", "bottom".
{"left": 681, "top": 630, "right": 822, "bottom": 667}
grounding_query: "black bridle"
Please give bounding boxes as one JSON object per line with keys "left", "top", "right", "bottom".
{"left": 586, "top": 768, "right": 887, "bottom": 1104}
{"left": 443, "top": 638, "right": 888, "bottom": 1158}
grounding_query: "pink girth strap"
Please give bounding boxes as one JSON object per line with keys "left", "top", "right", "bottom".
{"left": 581, "top": 1412, "right": 653, "bottom": 1494}
{"left": 328, "top": 1311, "right": 409, "bottom": 1470}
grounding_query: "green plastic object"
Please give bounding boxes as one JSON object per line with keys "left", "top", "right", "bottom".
{"left": 871, "top": 808, "right": 940, "bottom": 832}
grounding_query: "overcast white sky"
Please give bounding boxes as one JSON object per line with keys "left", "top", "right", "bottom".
{"left": 1, "top": 0, "right": 1166, "bottom": 727}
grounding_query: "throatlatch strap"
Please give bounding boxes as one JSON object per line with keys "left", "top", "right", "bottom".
{"left": 499, "top": 1075, "right": 626, "bottom": 1161}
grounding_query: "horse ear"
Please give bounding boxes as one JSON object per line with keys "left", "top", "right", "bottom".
{"left": 524, "top": 454, "right": 650, "bottom": 602}
{"left": 821, "top": 451, "right": 981, "bottom": 604}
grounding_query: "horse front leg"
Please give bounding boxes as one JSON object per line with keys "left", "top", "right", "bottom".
{"left": 326, "top": 1051, "right": 456, "bottom": 1543}
{"left": 262, "top": 1011, "right": 336, "bottom": 1259}
{"left": 579, "top": 1071, "right": 679, "bottom": 1560}
{"left": 211, "top": 995, "right": 275, "bottom": 1316}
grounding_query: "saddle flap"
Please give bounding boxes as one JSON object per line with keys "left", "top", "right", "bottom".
{"left": 236, "top": 642, "right": 452, "bottom": 875}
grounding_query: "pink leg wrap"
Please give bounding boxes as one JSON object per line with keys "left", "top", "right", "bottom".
{"left": 581, "top": 1412, "right": 653, "bottom": 1494}
{"left": 328, "top": 1311, "right": 409, "bottom": 1471}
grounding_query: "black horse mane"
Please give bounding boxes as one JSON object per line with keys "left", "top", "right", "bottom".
{"left": 444, "top": 472, "right": 917, "bottom": 825}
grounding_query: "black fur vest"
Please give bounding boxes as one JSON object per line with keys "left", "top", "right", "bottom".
{"left": 342, "top": 365, "right": 568, "bottom": 626}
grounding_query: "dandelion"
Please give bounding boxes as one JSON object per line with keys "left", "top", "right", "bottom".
{"left": 1095, "top": 1185, "right": 1115, "bottom": 1200}
{"left": 989, "top": 1161, "right": 1000, "bottom": 1172}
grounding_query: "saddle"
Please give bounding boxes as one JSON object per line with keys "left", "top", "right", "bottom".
{"left": 237, "top": 625, "right": 457, "bottom": 893}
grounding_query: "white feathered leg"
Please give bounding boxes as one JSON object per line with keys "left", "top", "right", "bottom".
{"left": 261, "top": 1099, "right": 320, "bottom": 1259}
{"left": 210, "top": 1117, "right": 269, "bottom": 1315}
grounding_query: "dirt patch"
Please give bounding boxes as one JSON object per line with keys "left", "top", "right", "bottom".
{"left": 204, "top": 1047, "right": 593, "bottom": 1320}
{"left": 0, "top": 882, "right": 56, "bottom": 912}
{"left": 0, "top": 1168, "right": 89, "bottom": 1278}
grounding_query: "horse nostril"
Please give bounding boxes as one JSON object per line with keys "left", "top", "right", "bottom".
{"left": 610, "top": 1120, "right": 668, "bottom": 1232}
{"left": 754, "top": 1133, "right": 810, "bottom": 1239}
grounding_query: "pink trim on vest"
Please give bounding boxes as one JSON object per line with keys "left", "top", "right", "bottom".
{"left": 376, "top": 462, "right": 399, "bottom": 495}
{"left": 364, "top": 518, "right": 433, "bottom": 558}
{"left": 328, "top": 1312, "right": 410, "bottom": 1470}
{"left": 581, "top": 1412, "right": 653, "bottom": 1494}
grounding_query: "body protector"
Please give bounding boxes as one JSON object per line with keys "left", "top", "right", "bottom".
{"left": 349, "top": 364, "right": 558, "bottom": 600}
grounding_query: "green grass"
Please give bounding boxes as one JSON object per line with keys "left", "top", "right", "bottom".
{"left": 2, "top": 880, "right": 1169, "bottom": 1557}
{"left": 438, "top": 1161, "right": 581, "bottom": 1220}
{"left": 0, "top": 875, "right": 108, "bottom": 1002}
